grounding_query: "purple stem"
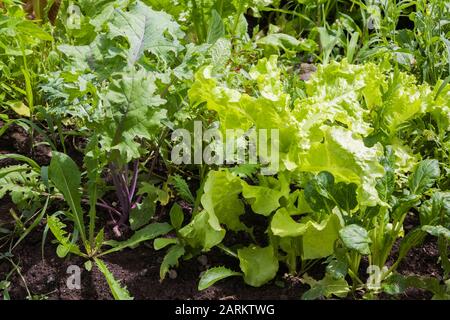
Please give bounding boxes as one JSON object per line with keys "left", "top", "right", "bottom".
{"left": 108, "top": 211, "right": 117, "bottom": 224}
{"left": 107, "top": 161, "right": 141, "bottom": 236}
{"left": 124, "top": 164, "right": 129, "bottom": 185}
{"left": 120, "top": 172, "right": 131, "bottom": 203}
{"left": 110, "top": 165, "right": 130, "bottom": 216}
{"left": 97, "top": 200, "right": 122, "bottom": 217}
{"left": 128, "top": 160, "right": 139, "bottom": 202}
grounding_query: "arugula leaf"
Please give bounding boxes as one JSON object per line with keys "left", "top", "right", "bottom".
{"left": 0, "top": 164, "right": 43, "bottom": 206}
{"left": 160, "top": 245, "right": 185, "bottom": 280}
{"left": 169, "top": 175, "right": 195, "bottom": 205}
{"left": 94, "top": 258, "right": 133, "bottom": 300}
{"left": 47, "top": 215, "right": 83, "bottom": 258}
{"left": 49, "top": 152, "right": 86, "bottom": 244}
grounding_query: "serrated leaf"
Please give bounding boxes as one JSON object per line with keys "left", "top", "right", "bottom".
{"left": 198, "top": 267, "right": 242, "bottom": 290}
{"left": 0, "top": 164, "right": 42, "bottom": 205}
{"left": 300, "top": 126, "right": 385, "bottom": 207}
{"left": 160, "top": 244, "right": 185, "bottom": 280}
{"left": 229, "top": 164, "right": 259, "bottom": 178}
{"left": 108, "top": 1, "right": 184, "bottom": 64}
{"left": 170, "top": 175, "right": 195, "bottom": 204}
{"left": 94, "top": 258, "right": 133, "bottom": 300}
{"left": 47, "top": 215, "right": 82, "bottom": 257}
{"left": 100, "top": 69, "right": 167, "bottom": 162}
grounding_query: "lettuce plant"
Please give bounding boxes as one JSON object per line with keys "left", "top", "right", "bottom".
{"left": 156, "top": 55, "right": 450, "bottom": 298}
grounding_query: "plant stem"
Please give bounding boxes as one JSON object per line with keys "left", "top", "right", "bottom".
{"left": 128, "top": 160, "right": 139, "bottom": 202}
{"left": 217, "top": 244, "right": 238, "bottom": 259}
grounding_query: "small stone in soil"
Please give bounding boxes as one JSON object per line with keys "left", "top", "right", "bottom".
{"left": 197, "top": 255, "right": 208, "bottom": 266}
{"left": 47, "top": 275, "right": 55, "bottom": 284}
{"left": 139, "top": 268, "right": 148, "bottom": 276}
{"left": 168, "top": 269, "right": 177, "bottom": 279}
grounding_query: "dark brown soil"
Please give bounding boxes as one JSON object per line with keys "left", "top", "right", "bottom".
{"left": 0, "top": 218, "right": 443, "bottom": 301}
{"left": 0, "top": 227, "right": 310, "bottom": 300}
{"left": 0, "top": 122, "right": 52, "bottom": 166}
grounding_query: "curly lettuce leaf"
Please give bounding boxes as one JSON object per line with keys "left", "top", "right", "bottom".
{"left": 299, "top": 126, "right": 385, "bottom": 206}
{"left": 201, "top": 170, "right": 247, "bottom": 232}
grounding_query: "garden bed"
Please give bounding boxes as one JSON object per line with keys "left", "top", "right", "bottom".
{"left": 1, "top": 0, "right": 449, "bottom": 301}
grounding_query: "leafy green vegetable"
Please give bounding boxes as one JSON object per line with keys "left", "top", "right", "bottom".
{"left": 102, "top": 223, "right": 173, "bottom": 255}
{"left": 94, "top": 258, "right": 133, "bottom": 300}
{"left": 237, "top": 245, "right": 279, "bottom": 287}
{"left": 339, "top": 224, "right": 372, "bottom": 255}
{"left": 160, "top": 245, "right": 185, "bottom": 280}
{"left": 178, "top": 210, "right": 225, "bottom": 251}
{"left": 49, "top": 152, "right": 86, "bottom": 244}
{"left": 47, "top": 215, "right": 83, "bottom": 258}
{"left": 169, "top": 175, "right": 195, "bottom": 205}
{"left": 422, "top": 225, "right": 450, "bottom": 240}
{"left": 201, "top": 170, "right": 246, "bottom": 232}
{"left": 302, "top": 274, "right": 350, "bottom": 300}
{"left": 100, "top": 69, "right": 167, "bottom": 163}
{"left": 198, "top": 266, "right": 242, "bottom": 290}
{"left": 409, "top": 159, "right": 440, "bottom": 195}
{"left": 169, "top": 203, "right": 184, "bottom": 231}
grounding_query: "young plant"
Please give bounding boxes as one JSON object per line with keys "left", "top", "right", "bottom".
{"left": 46, "top": 151, "right": 173, "bottom": 299}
